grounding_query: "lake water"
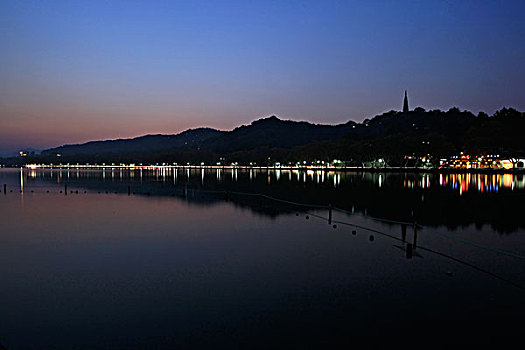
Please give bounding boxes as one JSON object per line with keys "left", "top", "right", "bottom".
{"left": 0, "top": 167, "right": 524, "bottom": 348}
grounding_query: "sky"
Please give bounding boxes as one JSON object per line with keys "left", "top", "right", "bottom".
{"left": 1, "top": 0, "right": 524, "bottom": 155}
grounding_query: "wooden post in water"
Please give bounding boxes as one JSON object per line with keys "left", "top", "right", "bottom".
{"left": 65, "top": 184, "right": 67, "bottom": 196}
{"left": 413, "top": 222, "right": 418, "bottom": 250}
{"left": 406, "top": 243, "right": 413, "bottom": 259}
{"left": 3, "top": 184, "right": 6, "bottom": 195}
{"left": 401, "top": 224, "right": 407, "bottom": 242}
{"left": 128, "top": 185, "right": 131, "bottom": 196}
{"left": 328, "top": 204, "right": 332, "bottom": 225}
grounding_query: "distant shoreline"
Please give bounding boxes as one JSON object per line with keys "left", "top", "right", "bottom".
{"left": 9, "top": 164, "right": 525, "bottom": 174}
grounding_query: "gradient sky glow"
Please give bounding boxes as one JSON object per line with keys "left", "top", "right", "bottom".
{"left": 1, "top": 0, "right": 524, "bottom": 154}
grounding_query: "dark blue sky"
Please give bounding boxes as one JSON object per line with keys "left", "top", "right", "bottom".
{"left": 1, "top": 0, "right": 524, "bottom": 154}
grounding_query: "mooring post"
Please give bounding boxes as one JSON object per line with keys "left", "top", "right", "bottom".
{"left": 65, "top": 184, "right": 67, "bottom": 196}
{"left": 401, "top": 224, "right": 407, "bottom": 242}
{"left": 328, "top": 204, "right": 332, "bottom": 225}
{"left": 406, "top": 243, "right": 413, "bottom": 259}
{"left": 413, "top": 222, "right": 418, "bottom": 250}
{"left": 3, "top": 184, "right": 6, "bottom": 195}
{"left": 128, "top": 185, "right": 131, "bottom": 196}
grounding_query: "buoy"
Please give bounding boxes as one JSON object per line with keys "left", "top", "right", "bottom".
{"left": 352, "top": 230, "right": 357, "bottom": 235}
{"left": 369, "top": 235, "right": 374, "bottom": 242}
{"left": 332, "top": 224, "right": 337, "bottom": 229}
{"left": 305, "top": 215, "right": 310, "bottom": 220}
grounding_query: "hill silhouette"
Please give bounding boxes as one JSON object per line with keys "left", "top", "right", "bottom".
{"left": 3, "top": 107, "right": 524, "bottom": 166}
{"left": 203, "top": 116, "right": 357, "bottom": 153}
{"left": 41, "top": 128, "right": 223, "bottom": 157}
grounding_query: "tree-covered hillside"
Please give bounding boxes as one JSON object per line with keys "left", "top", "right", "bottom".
{"left": 2, "top": 107, "right": 523, "bottom": 166}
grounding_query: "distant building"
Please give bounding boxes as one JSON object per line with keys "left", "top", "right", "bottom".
{"left": 501, "top": 159, "right": 525, "bottom": 169}
{"left": 439, "top": 154, "right": 525, "bottom": 169}
{"left": 403, "top": 90, "right": 409, "bottom": 112}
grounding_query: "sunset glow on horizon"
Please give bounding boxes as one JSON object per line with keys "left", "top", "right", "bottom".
{"left": 1, "top": 0, "right": 524, "bottom": 155}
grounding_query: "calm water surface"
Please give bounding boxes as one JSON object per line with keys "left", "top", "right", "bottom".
{"left": 0, "top": 168, "right": 523, "bottom": 348}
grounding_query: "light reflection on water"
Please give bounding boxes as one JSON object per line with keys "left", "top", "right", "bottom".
{"left": 22, "top": 166, "right": 525, "bottom": 194}
{"left": 10, "top": 167, "right": 525, "bottom": 235}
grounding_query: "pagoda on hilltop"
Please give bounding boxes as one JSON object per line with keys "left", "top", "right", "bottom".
{"left": 403, "top": 90, "right": 409, "bottom": 112}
